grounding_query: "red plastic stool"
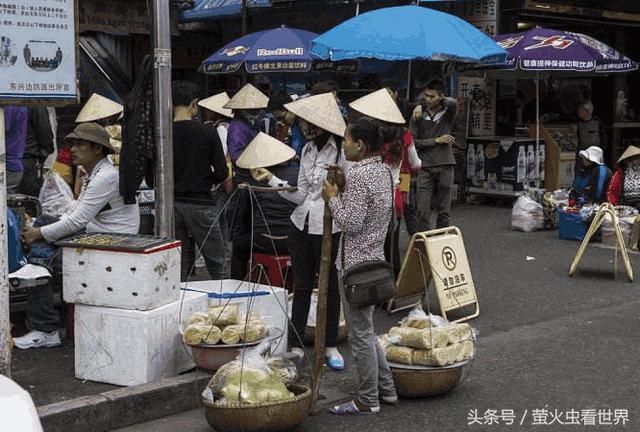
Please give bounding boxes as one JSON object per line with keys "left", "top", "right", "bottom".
{"left": 251, "top": 253, "right": 291, "bottom": 288}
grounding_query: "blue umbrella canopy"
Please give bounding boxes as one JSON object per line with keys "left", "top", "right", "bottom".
{"left": 201, "top": 26, "right": 318, "bottom": 74}
{"left": 310, "top": 5, "right": 506, "bottom": 64}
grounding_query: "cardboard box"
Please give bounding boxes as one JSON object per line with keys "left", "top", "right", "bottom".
{"left": 74, "top": 291, "right": 207, "bottom": 386}
{"left": 62, "top": 239, "right": 181, "bottom": 310}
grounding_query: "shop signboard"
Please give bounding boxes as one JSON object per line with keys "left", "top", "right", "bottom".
{"left": 0, "top": 0, "right": 78, "bottom": 104}
{"left": 444, "top": 0, "right": 499, "bottom": 37}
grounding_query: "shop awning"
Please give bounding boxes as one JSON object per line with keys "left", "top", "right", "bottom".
{"left": 179, "top": 0, "right": 272, "bottom": 23}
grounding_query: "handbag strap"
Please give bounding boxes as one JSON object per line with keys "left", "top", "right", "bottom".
{"left": 340, "top": 164, "right": 396, "bottom": 272}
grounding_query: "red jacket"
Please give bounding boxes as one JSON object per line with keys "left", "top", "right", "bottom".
{"left": 607, "top": 168, "right": 624, "bottom": 205}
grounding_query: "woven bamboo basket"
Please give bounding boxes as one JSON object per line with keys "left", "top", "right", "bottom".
{"left": 392, "top": 364, "right": 465, "bottom": 398}
{"left": 202, "top": 384, "right": 312, "bottom": 432}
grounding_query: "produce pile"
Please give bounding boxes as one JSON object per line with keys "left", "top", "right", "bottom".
{"left": 379, "top": 308, "right": 475, "bottom": 367}
{"left": 184, "top": 304, "right": 267, "bottom": 346}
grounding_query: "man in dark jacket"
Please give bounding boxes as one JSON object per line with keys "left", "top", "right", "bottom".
{"left": 172, "top": 80, "right": 229, "bottom": 280}
{"left": 19, "top": 107, "right": 54, "bottom": 196}
{"left": 410, "top": 78, "right": 458, "bottom": 231}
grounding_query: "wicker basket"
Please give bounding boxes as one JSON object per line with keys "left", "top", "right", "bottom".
{"left": 203, "top": 384, "right": 311, "bottom": 432}
{"left": 392, "top": 364, "right": 464, "bottom": 398}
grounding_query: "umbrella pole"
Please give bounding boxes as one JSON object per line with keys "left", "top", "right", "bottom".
{"left": 310, "top": 201, "right": 332, "bottom": 412}
{"left": 406, "top": 60, "right": 412, "bottom": 100}
{"left": 536, "top": 71, "right": 540, "bottom": 189}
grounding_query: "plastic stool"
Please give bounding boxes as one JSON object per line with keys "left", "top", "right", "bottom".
{"left": 251, "top": 253, "right": 291, "bottom": 288}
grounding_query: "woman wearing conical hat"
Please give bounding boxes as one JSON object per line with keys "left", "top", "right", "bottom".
{"left": 607, "top": 145, "right": 640, "bottom": 207}
{"left": 252, "top": 92, "right": 349, "bottom": 371}
{"left": 224, "top": 83, "right": 269, "bottom": 164}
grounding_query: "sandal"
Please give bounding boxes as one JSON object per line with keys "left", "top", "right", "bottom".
{"left": 330, "top": 400, "right": 380, "bottom": 415}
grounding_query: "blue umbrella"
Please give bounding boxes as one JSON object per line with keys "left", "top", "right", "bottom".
{"left": 310, "top": 5, "right": 506, "bottom": 64}
{"left": 201, "top": 26, "right": 318, "bottom": 74}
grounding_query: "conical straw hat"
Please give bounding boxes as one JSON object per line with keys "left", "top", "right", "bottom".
{"left": 223, "top": 84, "right": 269, "bottom": 110}
{"left": 198, "top": 92, "right": 234, "bottom": 118}
{"left": 349, "top": 89, "right": 406, "bottom": 124}
{"left": 617, "top": 145, "right": 640, "bottom": 165}
{"left": 236, "top": 132, "right": 296, "bottom": 169}
{"left": 284, "top": 92, "right": 346, "bottom": 137}
{"left": 76, "top": 94, "right": 123, "bottom": 123}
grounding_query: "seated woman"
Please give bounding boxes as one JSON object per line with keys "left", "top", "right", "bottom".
{"left": 230, "top": 133, "right": 298, "bottom": 279}
{"left": 570, "top": 146, "right": 610, "bottom": 206}
{"left": 607, "top": 145, "right": 640, "bottom": 208}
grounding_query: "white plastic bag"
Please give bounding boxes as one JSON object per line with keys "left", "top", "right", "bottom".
{"left": 39, "top": 171, "right": 74, "bottom": 218}
{"left": 511, "top": 195, "right": 544, "bottom": 232}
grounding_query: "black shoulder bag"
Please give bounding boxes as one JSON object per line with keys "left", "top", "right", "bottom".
{"left": 341, "top": 167, "right": 397, "bottom": 307}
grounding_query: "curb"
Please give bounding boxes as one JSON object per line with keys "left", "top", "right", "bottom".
{"left": 37, "top": 371, "right": 211, "bottom": 432}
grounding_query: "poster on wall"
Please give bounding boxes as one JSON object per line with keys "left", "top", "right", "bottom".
{"left": 457, "top": 77, "right": 496, "bottom": 138}
{"left": 0, "top": 0, "right": 78, "bottom": 104}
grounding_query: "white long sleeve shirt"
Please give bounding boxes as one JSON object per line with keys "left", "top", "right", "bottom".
{"left": 41, "top": 158, "right": 140, "bottom": 242}
{"left": 268, "top": 136, "right": 350, "bottom": 235}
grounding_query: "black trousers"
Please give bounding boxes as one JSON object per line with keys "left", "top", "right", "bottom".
{"left": 288, "top": 225, "right": 341, "bottom": 349}
{"left": 231, "top": 232, "right": 290, "bottom": 280}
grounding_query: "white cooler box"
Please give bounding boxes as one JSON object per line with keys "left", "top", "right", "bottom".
{"left": 74, "top": 290, "right": 208, "bottom": 386}
{"left": 59, "top": 234, "right": 181, "bottom": 310}
{"left": 184, "top": 280, "right": 288, "bottom": 356}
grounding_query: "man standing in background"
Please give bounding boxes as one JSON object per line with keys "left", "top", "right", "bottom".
{"left": 410, "top": 78, "right": 458, "bottom": 231}
{"left": 19, "top": 107, "right": 55, "bottom": 196}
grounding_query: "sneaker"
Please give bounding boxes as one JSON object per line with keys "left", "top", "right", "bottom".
{"left": 380, "top": 393, "right": 399, "bottom": 405}
{"left": 8, "top": 264, "right": 51, "bottom": 290}
{"left": 325, "top": 353, "right": 345, "bottom": 371}
{"left": 13, "top": 330, "right": 61, "bottom": 350}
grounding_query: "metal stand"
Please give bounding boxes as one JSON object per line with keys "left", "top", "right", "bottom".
{"left": 569, "top": 203, "right": 634, "bottom": 282}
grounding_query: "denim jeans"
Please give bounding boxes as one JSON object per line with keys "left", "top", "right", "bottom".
{"left": 175, "top": 198, "right": 229, "bottom": 281}
{"left": 416, "top": 166, "right": 454, "bottom": 231}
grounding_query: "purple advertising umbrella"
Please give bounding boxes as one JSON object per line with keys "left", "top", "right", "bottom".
{"left": 492, "top": 27, "right": 637, "bottom": 183}
{"left": 495, "top": 27, "right": 637, "bottom": 73}
{"left": 201, "top": 26, "right": 318, "bottom": 74}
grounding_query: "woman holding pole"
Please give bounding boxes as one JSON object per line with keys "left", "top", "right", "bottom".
{"left": 324, "top": 90, "right": 405, "bottom": 415}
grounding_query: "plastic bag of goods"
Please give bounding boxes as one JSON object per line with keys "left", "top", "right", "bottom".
{"left": 184, "top": 324, "right": 222, "bottom": 345}
{"left": 382, "top": 310, "right": 476, "bottom": 367}
{"left": 511, "top": 195, "right": 544, "bottom": 232}
{"left": 207, "top": 340, "right": 295, "bottom": 405}
{"left": 39, "top": 171, "right": 74, "bottom": 218}
{"left": 601, "top": 214, "right": 635, "bottom": 247}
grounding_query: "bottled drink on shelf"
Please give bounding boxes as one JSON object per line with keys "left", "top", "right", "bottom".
{"left": 467, "top": 144, "right": 476, "bottom": 179}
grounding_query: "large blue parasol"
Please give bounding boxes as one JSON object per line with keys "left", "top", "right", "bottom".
{"left": 310, "top": 5, "right": 506, "bottom": 64}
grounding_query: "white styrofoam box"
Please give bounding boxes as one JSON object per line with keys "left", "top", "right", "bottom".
{"left": 62, "top": 241, "right": 181, "bottom": 310}
{"left": 184, "top": 280, "right": 288, "bottom": 356}
{"left": 74, "top": 290, "right": 207, "bottom": 386}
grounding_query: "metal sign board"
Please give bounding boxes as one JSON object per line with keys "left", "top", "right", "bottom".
{"left": 0, "top": 0, "right": 78, "bottom": 105}
{"left": 389, "top": 227, "right": 479, "bottom": 322}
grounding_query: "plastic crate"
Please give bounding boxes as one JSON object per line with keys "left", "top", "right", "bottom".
{"left": 558, "top": 209, "right": 587, "bottom": 241}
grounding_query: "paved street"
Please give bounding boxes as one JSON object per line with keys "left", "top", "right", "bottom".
{"left": 114, "top": 203, "right": 640, "bottom": 431}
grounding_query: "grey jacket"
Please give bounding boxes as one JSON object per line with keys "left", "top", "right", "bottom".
{"left": 410, "top": 97, "right": 458, "bottom": 168}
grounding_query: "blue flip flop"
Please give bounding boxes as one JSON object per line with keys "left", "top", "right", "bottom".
{"left": 330, "top": 400, "right": 380, "bottom": 415}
